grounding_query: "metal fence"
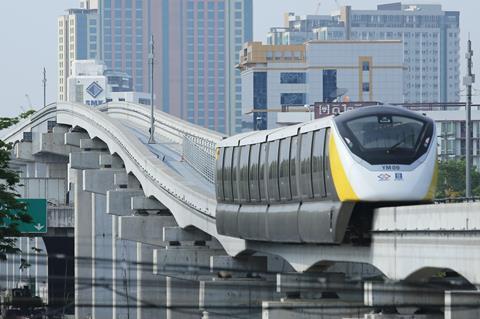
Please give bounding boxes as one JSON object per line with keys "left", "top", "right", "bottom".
{"left": 182, "top": 134, "right": 217, "bottom": 184}
{"left": 435, "top": 197, "right": 480, "bottom": 204}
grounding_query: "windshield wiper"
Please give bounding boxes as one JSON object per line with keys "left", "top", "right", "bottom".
{"left": 387, "top": 140, "right": 404, "bottom": 152}
{"left": 386, "top": 134, "right": 415, "bottom": 153}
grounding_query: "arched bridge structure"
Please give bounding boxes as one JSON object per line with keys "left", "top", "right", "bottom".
{"left": 2, "top": 102, "right": 480, "bottom": 318}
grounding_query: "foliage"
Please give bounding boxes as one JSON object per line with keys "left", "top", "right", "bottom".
{"left": 0, "top": 109, "right": 35, "bottom": 130}
{"left": 436, "top": 159, "right": 480, "bottom": 198}
{"left": 0, "top": 110, "right": 35, "bottom": 260}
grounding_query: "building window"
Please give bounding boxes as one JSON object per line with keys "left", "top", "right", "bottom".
{"left": 323, "top": 69, "right": 337, "bottom": 102}
{"left": 280, "top": 72, "right": 306, "bottom": 84}
{"left": 280, "top": 93, "right": 306, "bottom": 106}
{"left": 254, "top": 72, "right": 267, "bottom": 131}
{"left": 362, "top": 61, "right": 370, "bottom": 71}
{"left": 363, "top": 82, "right": 370, "bottom": 92}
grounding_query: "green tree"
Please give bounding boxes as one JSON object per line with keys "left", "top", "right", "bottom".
{"left": 436, "top": 159, "right": 480, "bottom": 198}
{"left": 0, "top": 110, "right": 36, "bottom": 260}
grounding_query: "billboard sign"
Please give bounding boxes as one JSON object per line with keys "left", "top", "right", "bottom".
{"left": 1, "top": 199, "right": 47, "bottom": 234}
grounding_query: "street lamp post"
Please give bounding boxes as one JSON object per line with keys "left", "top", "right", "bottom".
{"left": 464, "top": 38, "right": 475, "bottom": 197}
{"left": 148, "top": 35, "right": 156, "bottom": 144}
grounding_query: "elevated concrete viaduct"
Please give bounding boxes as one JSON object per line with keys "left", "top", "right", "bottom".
{"left": 2, "top": 102, "right": 480, "bottom": 318}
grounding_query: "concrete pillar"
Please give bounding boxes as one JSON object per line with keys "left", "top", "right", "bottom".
{"left": 163, "top": 227, "right": 211, "bottom": 243}
{"left": 262, "top": 299, "right": 367, "bottom": 319}
{"left": 154, "top": 246, "right": 221, "bottom": 276}
{"left": 83, "top": 169, "right": 124, "bottom": 195}
{"left": 47, "top": 163, "right": 68, "bottom": 178}
{"left": 107, "top": 190, "right": 144, "bottom": 216}
{"left": 113, "top": 237, "right": 138, "bottom": 319}
{"left": 166, "top": 276, "right": 201, "bottom": 319}
{"left": 131, "top": 196, "right": 167, "bottom": 214}
{"left": 72, "top": 168, "right": 94, "bottom": 319}
{"left": 199, "top": 278, "right": 277, "bottom": 319}
{"left": 112, "top": 216, "right": 119, "bottom": 319}
{"left": 445, "top": 290, "right": 480, "bottom": 319}
{"left": 210, "top": 256, "right": 268, "bottom": 277}
{"left": 65, "top": 131, "right": 90, "bottom": 147}
{"left": 137, "top": 243, "right": 166, "bottom": 319}
{"left": 119, "top": 215, "right": 176, "bottom": 245}
{"left": 364, "top": 281, "right": 444, "bottom": 313}
{"left": 92, "top": 193, "right": 113, "bottom": 319}
{"left": 112, "top": 217, "right": 138, "bottom": 319}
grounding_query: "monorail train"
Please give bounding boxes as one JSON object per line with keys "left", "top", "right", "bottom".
{"left": 215, "top": 105, "right": 437, "bottom": 244}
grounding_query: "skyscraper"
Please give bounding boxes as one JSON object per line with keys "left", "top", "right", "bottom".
{"left": 98, "top": 0, "right": 151, "bottom": 93}
{"left": 58, "top": 8, "right": 99, "bottom": 101}
{"left": 95, "top": 0, "right": 252, "bottom": 134}
{"left": 267, "top": 3, "right": 460, "bottom": 103}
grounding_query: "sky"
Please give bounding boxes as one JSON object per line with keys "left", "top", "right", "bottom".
{"left": 0, "top": 0, "right": 478, "bottom": 117}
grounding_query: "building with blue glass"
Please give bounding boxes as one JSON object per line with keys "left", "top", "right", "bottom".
{"left": 151, "top": 0, "right": 253, "bottom": 134}
{"left": 98, "top": 0, "right": 151, "bottom": 93}
{"left": 95, "top": 0, "right": 253, "bottom": 134}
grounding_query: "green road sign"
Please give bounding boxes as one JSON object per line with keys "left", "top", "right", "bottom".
{"left": 2, "top": 199, "right": 48, "bottom": 234}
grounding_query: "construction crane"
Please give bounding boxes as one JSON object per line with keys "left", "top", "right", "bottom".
{"left": 315, "top": 2, "right": 321, "bottom": 15}
{"left": 25, "top": 94, "right": 33, "bottom": 110}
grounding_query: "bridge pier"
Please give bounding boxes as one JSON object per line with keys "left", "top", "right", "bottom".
{"left": 91, "top": 192, "right": 113, "bottom": 319}
{"left": 136, "top": 242, "right": 167, "bottom": 319}
{"left": 70, "top": 136, "right": 122, "bottom": 319}
{"left": 364, "top": 281, "right": 445, "bottom": 314}
{"left": 199, "top": 272, "right": 277, "bottom": 319}
{"left": 71, "top": 168, "right": 94, "bottom": 319}
{"left": 445, "top": 290, "right": 480, "bottom": 319}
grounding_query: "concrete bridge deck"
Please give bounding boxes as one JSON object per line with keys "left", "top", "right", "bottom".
{"left": 2, "top": 102, "right": 480, "bottom": 318}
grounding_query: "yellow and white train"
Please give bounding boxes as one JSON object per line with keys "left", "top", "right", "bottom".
{"left": 215, "top": 105, "right": 437, "bottom": 244}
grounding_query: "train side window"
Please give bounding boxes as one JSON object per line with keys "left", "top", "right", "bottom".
{"left": 223, "top": 147, "right": 233, "bottom": 202}
{"left": 267, "top": 140, "right": 280, "bottom": 202}
{"left": 216, "top": 148, "right": 225, "bottom": 201}
{"left": 299, "top": 132, "right": 314, "bottom": 199}
{"left": 259, "top": 143, "right": 268, "bottom": 202}
{"left": 312, "top": 129, "right": 326, "bottom": 198}
{"left": 232, "top": 146, "right": 240, "bottom": 202}
{"left": 249, "top": 144, "right": 260, "bottom": 202}
{"left": 324, "top": 128, "right": 335, "bottom": 198}
{"left": 239, "top": 145, "right": 250, "bottom": 202}
{"left": 279, "top": 138, "right": 291, "bottom": 201}
{"left": 290, "top": 135, "right": 299, "bottom": 199}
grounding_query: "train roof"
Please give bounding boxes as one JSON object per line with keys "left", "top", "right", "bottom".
{"left": 218, "top": 105, "right": 434, "bottom": 149}
{"left": 218, "top": 115, "right": 333, "bottom": 148}
{"left": 333, "top": 104, "right": 433, "bottom": 124}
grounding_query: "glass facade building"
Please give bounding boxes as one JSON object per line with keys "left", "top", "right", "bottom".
{"left": 99, "top": 0, "right": 151, "bottom": 93}
{"left": 151, "top": 0, "right": 253, "bottom": 134}
{"left": 97, "top": 0, "right": 253, "bottom": 134}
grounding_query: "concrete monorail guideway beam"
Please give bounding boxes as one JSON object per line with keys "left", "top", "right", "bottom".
{"left": 7, "top": 102, "right": 480, "bottom": 317}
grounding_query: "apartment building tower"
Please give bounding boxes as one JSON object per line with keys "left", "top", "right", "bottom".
{"left": 267, "top": 3, "right": 460, "bottom": 103}
{"left": 58, "top": 8, "right": 99, "bottom": 101}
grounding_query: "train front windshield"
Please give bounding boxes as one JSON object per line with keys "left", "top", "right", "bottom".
{"left": 336, "top": 113, "right": 433, "bottom": 165}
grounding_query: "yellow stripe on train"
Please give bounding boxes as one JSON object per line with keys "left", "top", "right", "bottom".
{"left": 329, "top": 133, "right": 359, "bottom": 202}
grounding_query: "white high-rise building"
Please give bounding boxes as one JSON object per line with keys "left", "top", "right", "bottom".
{"left": 238, "top": 41, "right": 404, "bottom": 130}
{"left": 58, "top": 8, "right": 98, "bottom": 101}
{"left": 267, "top": 3, "right": 460, "bottom": 103}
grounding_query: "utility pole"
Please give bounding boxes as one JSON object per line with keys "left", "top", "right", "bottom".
{"left": 42, "top": 67, "right": 47, "bottom": 107}
{"left": 148, "top": 35, "right": 156, "bottom": 144}
{"left": 464, "top": 37, "right": 475, "bottom": 197}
